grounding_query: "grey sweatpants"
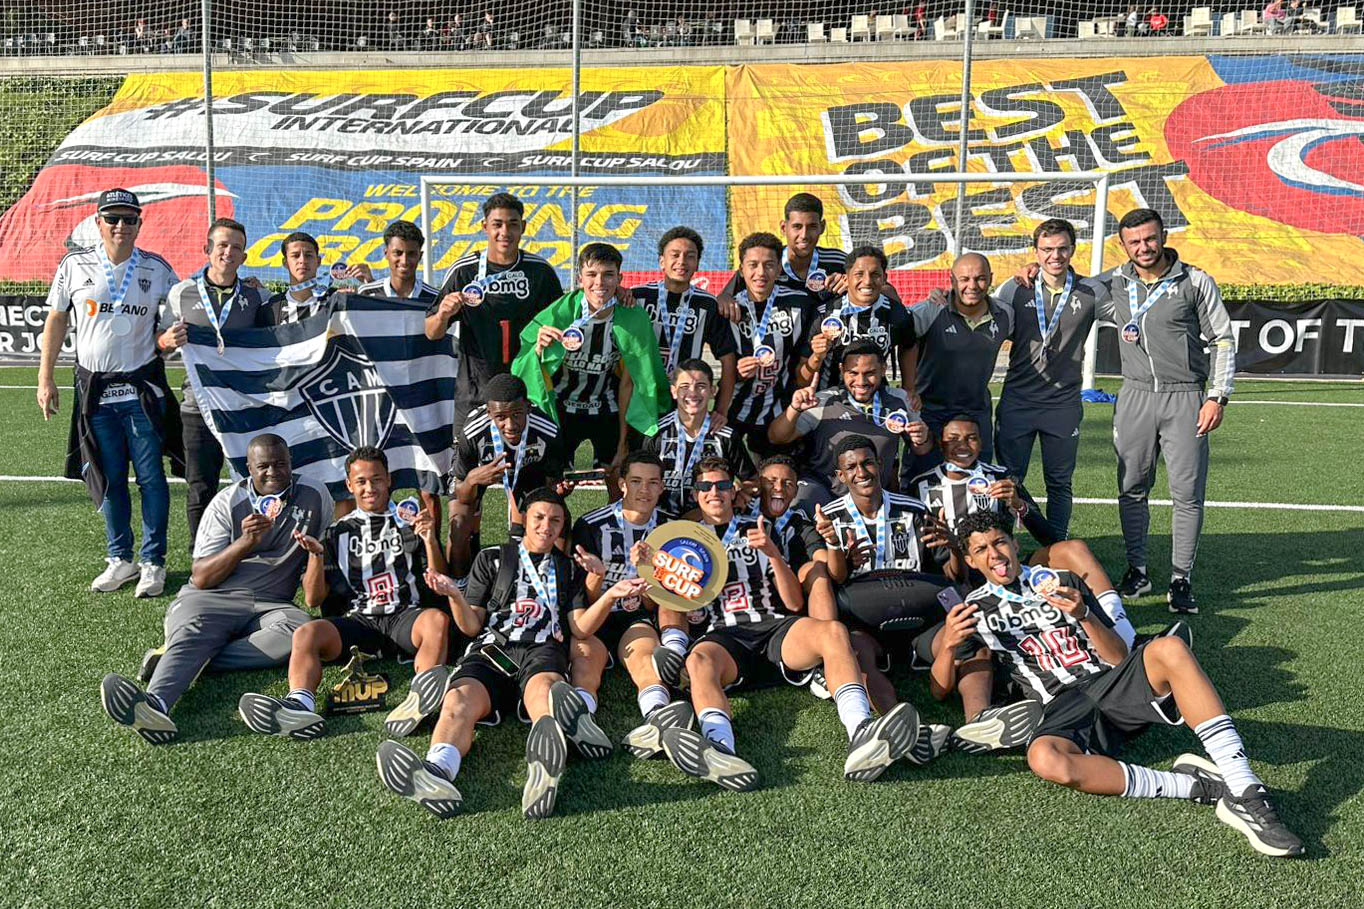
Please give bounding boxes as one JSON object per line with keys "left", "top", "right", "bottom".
{"left": 995, "top": 400, "right": 1082, "bottom": 537}
{"left": 147, "top": 586, "right": 308, "bottom": 709}
{"left": 1112, "top": 386, "right": 1209, "bottom": 579}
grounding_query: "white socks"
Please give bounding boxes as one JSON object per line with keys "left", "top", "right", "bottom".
{"left": 1120, "top": 762, "right": 1194, "bottom": 799}
{"left": 1195, "top": 714, "right": 1263, "bottom": 796}
{"left": 660, "top": 628, "right": 689, "bottom": 655}
{"left": 1096, "top": 589, "right": 1137, "bottom": 647}
{"left": 426, "top": 743, "right": 462, "bottom": 780}
{"left": 287, "top": 688, "right": 316, "bottom": 712}
{"left": 637, "top": 684, "right": 669, "bottom": 719}
{"left": 576, "top": 687, "right": 598, "bottom": 714}
{"left": 832, "top": 683, "right": 873, "bottom": 740}
{"left": 699, "top": 707, "right": 735, "bottom": 752}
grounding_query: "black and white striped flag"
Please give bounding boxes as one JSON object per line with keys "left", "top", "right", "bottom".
{"left": 182, "top": 294, "right": 455, "bottom": 499}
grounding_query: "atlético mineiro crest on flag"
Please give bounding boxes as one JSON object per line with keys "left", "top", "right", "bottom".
{"left": 300, "top": 341, "right": 397, "bottom": 451}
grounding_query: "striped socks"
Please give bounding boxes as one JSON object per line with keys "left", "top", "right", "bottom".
{"left": 699, "top": 707, "right": 735, "bottom": 752}
{"left": 1120, "top": 762, "right": 1195, "bottom": 799}
{"left": 1195, "top": 714, "right": 1262, "bottom": 796}
{"left": 287, "top": 688, "right": 316, "bottom": 712}
{"left": 637, "top": 684, "right": 669, "bottom": 719}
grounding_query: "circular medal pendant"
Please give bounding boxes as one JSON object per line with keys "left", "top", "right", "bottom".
{"left": 394, "top": 497, "right": 422, "bottom": 525}
{"left": 1027, "top": 566, "right": 1061, "bottom": 597}
{"left": 820, "top": 314, "right": 844, "bottom": 338}
{"left": 1121, "top": 321, "right": 1141, "bottom": 343}
{"left": 967, "top": 475, "right": 991, "bottom": 496}
{"left": 256, "top": 494, "right": 283, "bottom": 520}
{"left": 883, "top": 409, "right": 910, "bottom": 434}
{"left": 561, "top": 327, "right": 585, "bottom": 352}
{"left": 462, "top": 281, "right": 486, "bottom": 306}
{"left": 806, "top": 268, "right": 828, "bottom": 293}
{"left": 754, "top": 344, "right": 777, "bottom": 367}
{"left": 109, "top": 314, "right": 132, "bottom": 338}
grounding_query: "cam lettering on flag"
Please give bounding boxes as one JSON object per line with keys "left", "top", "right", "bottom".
{"left": 180, "top": 294, "right": 455, "bottom": 499}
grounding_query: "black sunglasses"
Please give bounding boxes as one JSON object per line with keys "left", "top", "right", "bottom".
{"left": 101, "top": 213, "right": 140, "bottom": 226}
{"left": 694, "top": 479, "right": 734, "bottom": 493}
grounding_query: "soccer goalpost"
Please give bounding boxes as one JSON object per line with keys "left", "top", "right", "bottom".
{"left": 417, "top": 171, "right": 1113, "bottom": 391}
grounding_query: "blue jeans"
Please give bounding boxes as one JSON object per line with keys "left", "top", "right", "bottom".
{"left": 89, "top": 396, "right": 169, "bottom": 566}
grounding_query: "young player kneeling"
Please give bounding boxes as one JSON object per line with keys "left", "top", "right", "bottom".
{"left": 942, "top": 510, "right": 1303, "bottom": 858}
{"left": 659, "top": 457, "right": 922, "bottom": 790}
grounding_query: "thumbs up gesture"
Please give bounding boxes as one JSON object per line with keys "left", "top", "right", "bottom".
{"left": 746, "top": 512, "right": 777, "bottom": 557}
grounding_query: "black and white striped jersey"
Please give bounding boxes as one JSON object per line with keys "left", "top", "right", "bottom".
{"left": 963, "top": 570, "right": 1114, "bottom": 704}
{"left": 802, "top": 294, "right": 915, "bottom": 390}
{"left": 572, "top": 503, "right": 675, "bottom": 615}
{"left": 700, "top": 513, "right": 794, "bottom": 629}
{"left": 820, "top": 491, "right": 932, "bottom": 577}
{"left": 726, "top": 285, "right": 808, "bottom": 425}
{"left": 640, "top": 411, "right": 755, "bottom": 514}
{"left": 763, "top": 507, "right": 825, "bottom": 568}
{"left": 320, "top": 508, "right": 427, "bottom": 617}
{"left": 464, "top": 544, "right": 586, "bottom": 645}
{"left": 909, "top": 461, "right": 1058, "bottom": 546}
{"left": 557, "top": 310, "right": 622, "bottom": 415}
{"left": 631, "top": 281, "right": 737, "bottom": 374}
{"left": 357, "top": 277, "right": 440, "bottom": 304}
{"left": 449, "top": 404, "right": 565, "bottom": 501}
{"left": 263, "top": 285, "right": 336, "bottom": 325}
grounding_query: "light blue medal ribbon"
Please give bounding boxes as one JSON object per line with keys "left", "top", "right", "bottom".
{"left": 656, "top": 282, "right": 694, "bottom": 374}
{"left": 985, "top": 578, "right": 1043, "bottom": 606}
{"left": 848, "top": 388, "right": 883, "bottom": 425}
{"left": 782, "top": 247, "right": 819, "bottom": 285}
{"left": 1123, "top": 273, "right": 1177, "bottom": 344}
{"left": 674, "top": 413, "right": 711, "bottom": 492}
{"left": 517, "top": 543, "right": 558, "bottom": 617}
{"left": 748, "top": 500, "right": 793, "bottom": 537}
{"left": 196, "top": 270, "right": 242, "bottom": 355}
{"left": 489, "top": 423, "right": 529, "bottom": 503}
{"left": 1033, "top": 270, "right": 1073, "bottom": 355}
{"left": 739, "top": 291, "right": 775, "bottom": 354}
{"left": 98, "top": 246, "right": 141, "bottom": 310}
{"left": 720, "top": 515, "right": 745, "bottom": 549}
{"left": 565, "top": 293, "right": 615, "bottom": 348}
{"left": 844, "top": 494, "right": 890, "bottom": 570}
{"left": 284, "top": 276, "right": 329, "bottom": 321}
{"left": 838, "top": 293, "right": 874, "bottom": 324}
{"left": 611, "top": 501, "right": 659, "bottom": 580}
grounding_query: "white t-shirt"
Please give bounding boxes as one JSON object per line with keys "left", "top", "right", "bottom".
{"left": 45, "top": 245, "right": 178, "bottom": 389}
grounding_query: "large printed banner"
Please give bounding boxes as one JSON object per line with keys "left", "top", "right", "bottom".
{"left": 728, "top": 54, "right": 1364, "bottom": 285}
{"left": 0, "top": 66, "right": 729, "bottom": 283}
{"left": 1, "top": 55, "right": 1361, "bottom": 288}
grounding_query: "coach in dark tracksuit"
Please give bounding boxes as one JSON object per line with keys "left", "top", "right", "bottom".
{"left": 993, "top": 219, "right": 1105, "bottom": 539}
{"left": 1100, "top": 210, "right": 1235, "bottom": 615}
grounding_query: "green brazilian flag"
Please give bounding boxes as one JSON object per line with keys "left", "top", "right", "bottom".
{"left": 511, "top": 290, "right": 672, "bottom": 436}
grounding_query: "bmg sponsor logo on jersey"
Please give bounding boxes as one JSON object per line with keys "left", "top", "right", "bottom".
{"left": 985, "top": 601, "right": 1065, "bottom": 634}
{"left": 483, "top": 271, "right": 532, "bottom": 299}
{"left": 347, "top": 529, "right": 405, "bottom": 558}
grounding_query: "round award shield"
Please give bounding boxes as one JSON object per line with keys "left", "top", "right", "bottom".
{"left": 820, "top": 315, "right": 844, "bottom": 338}
{"left": 883, "top": 409, "right": 910, "bottom": 434}
{"left": 806, "top": 268, "right": 828, "bottom": 292}
{"left": 394, "top": 497, "right": 422, "bottom": 525}
{"left": 1026, "top": 566, "right": 1061, "bottom": 597}
{"left": 256, "top": 493, "right": 283, "bottom": 520}
{"left": 1121, "top": 321, "right": 1141, "bottom": 344}
{"left": 966, "top": 475, "right": 991, "bottom": 496}
{"left": 462, "top": 281, "right": 486, "bottom": 306}
{"left": 561, "top": 327, "right": 585, "bottom": 352}
{"left": 635, "top": 520, "right": 729, "bottom": 613}
{"left": 109, "top": 314, "right": 132, "bottom": 338}
{"left": 754, "top": 344, "right": 777, "bottom": 367}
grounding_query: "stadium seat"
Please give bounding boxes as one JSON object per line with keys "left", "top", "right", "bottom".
{"left": 1220, "top": 11, "right": 1239, "bottom": 34}
{"left": 875, "top": 15, "right": 895, "bottom": 40}
{"left": 1095, "top": 16, "right": 1116, "bottom": 34}
{"left": 978, "top": 12, "right": 1008, "bottom": 38}
{"left": 1015, "top": 16, "right": 1046, "bottom": 38}
{"left": 1079, "top": 20, "right": 1096, "bottom": 37}
{"left": 734, "top": 19, "right": 754, "bottom": 45}
{"left": 830, "top": 26, "right": 849, "bottom": 41}
{"left": 1338, "top": 6, "right": 1362, "bottom": 32}
{"left": 1239, "top": 9, "right": 1267, "bottom": 33}
{"left": 808, "top": 22, "right": 827, "bottom": 42}
{"left": 756, "top": 19, "right": 776, "bottom": 43}
{"left": 893, "top": 14, "right": 912, "bottom": 37}
{"left": 850, "top": 15, "right": 872, "bottom": 41}
{"left": 1185, "top": 7, "right": 1214, "bottom": 35}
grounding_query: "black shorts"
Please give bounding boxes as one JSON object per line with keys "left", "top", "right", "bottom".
{"left": 595, "top": 607, "right": 656, "bottom": 655}
{"left": 694, "top": 616, "right": 809, "bottom": 690}
{"left": 557, "top": 406, "right": 621, "bottom": 468}
{"left": 837, "top": 570, "right": 949, "bottom": 638}
{"left": 1030, "top": 639, "right": 1182, "bottom": 757}
{"left": 452, "top": 640, "right": 569, "bottom": 726}
{"left": 329, "top": 609, "right": 432, "bottom": 658}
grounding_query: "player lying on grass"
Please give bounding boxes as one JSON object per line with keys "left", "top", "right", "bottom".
{"left": 938, "top": 510, "right": 1303, "bottom": 858}
{"left": 377, "top": 488, "right": 640, "bottom": 820}
{"left": 101, "top": 433, "right": 330, "bottom": 744}
{"left": 236, "top": 446, "right": 452, "bottom": 741}
{"left": 568, "top": 451, "right": 698, "bottom": 760}
{"left": 655, "top": 457, "right": 923, "bottom": 791}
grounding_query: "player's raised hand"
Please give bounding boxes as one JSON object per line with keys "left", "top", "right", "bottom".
{"left": 437, "top": 291, "right": 463, "bottom": 319}
{"left": 825, "top": 272, "right": 849, "bottom": 296}
{"left": 36, "top": 378, "right": 58, "bottom": 420}
{"left": 716, "top": 291, "right": 742, "bottom": 323}
{"left": 629, "top": 538, "right": 653, "bottom": 569}
{"left": 466, "top": 452, "right": 510, "bottom": 487}
{"left": 814, "top": 503, "right": 839, "bottom": 545}
{"left": 292, "top": 528, "right": 323, "bottom": 556}
{"left": 607, "top": 577, "right": 650, "bottom": 600}
{"left": 906, "top": 419, "right": 930, "bottom": 446}
{"left": 809, "top": 332, "right": 832, "bottom": 357}
{"left": 1015, "top": 262, "right": 1040, "bottom": 289}
{"left": 573, "top": 545, "right": 606, "bottom": 578}
{"left": 347, "top": 263, "right": 374, "bottom": 283}
{"left": 940, "top": 601, "right": 979, "bottom": 648}
{"left": 919, "top": 512, "right": 953, "bottom": 551}
{"left": 1045, "top": 585, "right": 1088, "bottom": 619}
{"left": 789, "top": 386, "right": 818, "bottom": 413}
{"left": 843, "top": 527, "right": 873, "bottom": 569}
{"left": 986, "top": 477, "right": 1018, "bottom": 503}
{"left": 535, "top": 324, "right": 564, "bottom": 355}
{"left": 736, "top": 355, "right": 761, "bottom": 379}
{"left": 424, "top": 568, "right": 465, "bottom": 600}
{"left": 240, "top": 512, "right": 273, "bottom": 548}
{"left": 746, "top": 513, "right": 776, "bottom": 556}
{"left": 411, "top": 510, "right": 435, "bottom": 542}
{"left": 924, "top": 287, "right": 950, "bottom": 307}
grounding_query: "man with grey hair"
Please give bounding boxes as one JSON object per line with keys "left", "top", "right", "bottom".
{"left": 100, "top": 434, "right": 331, "bottom": 744}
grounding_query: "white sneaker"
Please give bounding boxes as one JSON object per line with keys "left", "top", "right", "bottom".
{"left": 91, "top": 558, "right": 140, "bottom": 593}
{"left": 135, "top": 563, "right": 166, "bottom": 598}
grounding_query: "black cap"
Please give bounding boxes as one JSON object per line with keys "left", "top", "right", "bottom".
{"left": 96, "top": 188, "right": 141, "bottom": 213}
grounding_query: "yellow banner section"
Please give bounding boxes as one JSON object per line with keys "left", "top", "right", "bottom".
{"left": 727, "top": 59, "right": 1364, "bottom": 285}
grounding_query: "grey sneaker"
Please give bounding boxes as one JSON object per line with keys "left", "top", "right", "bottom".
{"left": 622, "top": 699, "right": 696, "bottom": 760}
{"left": 906, "top": 723, "right": 953, "bottom": 766}
{"left": 548, "top": 680, "right": 613, "bottom": 760}
{"left": 1215, "top": 784, "right": 1305, "bottom": 857}
{"left": 522, "top": 715, "right": 568, "bottom": 820}
{"left": 101, "top": 673, "right": 177, "bottom": 745}
{"left": 134, "top": 563, "right": 166, "bottom": 599}
{"left": 844, "top": 702, "right": 920, "bottom": 782}
{"left": 375, "top": 740, "right": 463, "bottom": 819}
{"left": 237, "top": 692, "right": 325, "bottom": 740}
{"left": 950, "top": 700, "right": 1042, "bottom": 754}
{"left": 660, "top": 727, "right": 759, "bottom": 791}
{"left": 383, "top": 666, "right": 450, "bottom": 738}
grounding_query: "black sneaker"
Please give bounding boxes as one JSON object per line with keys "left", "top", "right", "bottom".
{"left": 1117, "top": 566, "right": 1153, "bottom": 599}
{"left": 660, "top": 727, "right": 759, "bottom": 791}
{"left": 547, "top": 681, "right": 613, "bottom": 760}
{"left": 1168, "top": 578, "right": 1198, "bottom": 614}
{"left": 1171, "top": 753, "right": 1228, "bottom": 805}
{"left": 950, "top": 700, "right": 1042, "bottom": 754}
{"left": 375, "top": 740, "right": 464, "bottom": 819}
{"left": 136, "top": 646, "right": 165, "bottom": 684}
{"left": 237, "top": 692, "right": 326, "bottom": 740}
{"left": 522, "top": 715, "right": 568, "bottom": 820}
{"left": 621, "top": 699, "right": 695, "bottom": 760}
{"left": 1216, "top": 784, "right": 1305, "bottom": 857}
{"left": 101, "top": 673, "right": 178, "bottom": 745}
{"left": 906, "top": 722, "right": 952, "bottom": 766}
{"left": 844, "top": 702, "right": 920, "bottom": 782}
{"left": 383, "top": 665, "right": 450, "bottom": 738}
{"left": 652, "top": 647, "right": 686, "bottom": 689}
